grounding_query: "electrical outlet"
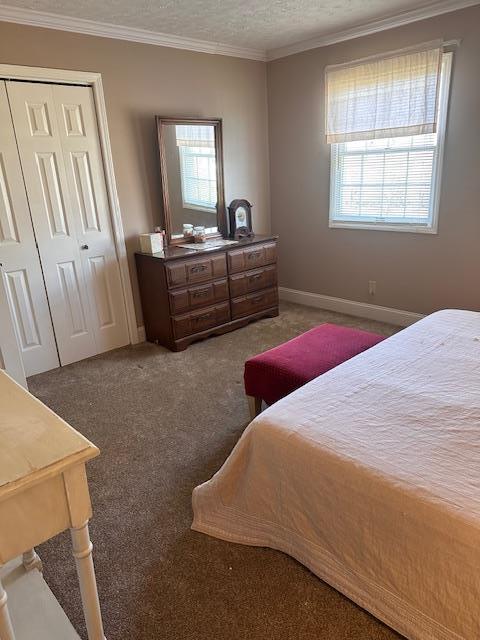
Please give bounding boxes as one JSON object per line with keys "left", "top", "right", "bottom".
{"left": 368, "top": 280, "right": 376, "bottom": 296}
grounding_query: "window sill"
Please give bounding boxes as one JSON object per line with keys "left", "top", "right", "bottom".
{"left": 329, "top": 220, "right": 438, "bottom": 234}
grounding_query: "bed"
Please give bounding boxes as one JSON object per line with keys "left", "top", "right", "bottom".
{"left": 192, "top": 310, "right": 480, "bottom": 640}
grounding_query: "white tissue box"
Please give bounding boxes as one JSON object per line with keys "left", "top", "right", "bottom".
{"left": 139, "top": 233, "right": 163, "bottom": 254}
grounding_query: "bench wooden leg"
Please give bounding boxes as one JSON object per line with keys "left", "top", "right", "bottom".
{"left": 247, "top": 396, "right": 262, "bottom": 420}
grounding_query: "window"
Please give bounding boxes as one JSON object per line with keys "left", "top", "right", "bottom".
{"left": 329, "top": 52, "right": 452, "bottom": 233}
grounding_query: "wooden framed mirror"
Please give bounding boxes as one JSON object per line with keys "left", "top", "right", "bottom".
{"left": 156, "top": 117, "right": 227, "bottom": 245}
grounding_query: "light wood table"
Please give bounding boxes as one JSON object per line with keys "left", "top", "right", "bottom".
{"left": 0, "top": 370, "right": 106, "bottom": 640}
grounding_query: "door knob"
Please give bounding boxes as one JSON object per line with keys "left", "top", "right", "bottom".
{"left": 80, "top": 244, "right": 89, "bottom": 250}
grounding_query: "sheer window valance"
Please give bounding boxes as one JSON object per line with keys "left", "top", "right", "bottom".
{"left": 325, "top": 42, "right": 443, "bottom": 144}
{"left": 175, "top": 124, "right": 215, "bottom": 148}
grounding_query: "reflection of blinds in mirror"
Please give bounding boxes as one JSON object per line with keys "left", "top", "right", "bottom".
{"left": 179, "top": 146, "right": 217, "bottom": 210}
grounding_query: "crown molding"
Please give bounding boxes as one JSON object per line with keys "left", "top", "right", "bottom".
{"left": 0, "top": 4, "right": 267, "bottom": 61}
{"left": 0, "top": 0, "right": 477, "bottom": 64}
{"left": 267, "top": 0, "right": 480, "bottom": 60}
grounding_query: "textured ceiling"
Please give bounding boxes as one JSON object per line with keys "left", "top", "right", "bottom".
{"left": 0, "top": 0, "right": 461, "bottom": 52}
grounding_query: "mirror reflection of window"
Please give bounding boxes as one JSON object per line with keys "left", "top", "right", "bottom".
{"left": 175, "top": 125, "right": 217, "bottom": 212}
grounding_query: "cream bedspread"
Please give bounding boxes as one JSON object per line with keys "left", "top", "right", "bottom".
{"left": 192, "top": 310, "right": 480, "bottom": 640}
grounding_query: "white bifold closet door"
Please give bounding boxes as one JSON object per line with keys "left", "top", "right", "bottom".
{"left": 0, "top": 81, "right": 59, "bottom": 376}
{"left": 5, "top": 81, "right": 129, "bottom": 372}
{"left": 0, "top": 263, "right": 28, "bottom": 387}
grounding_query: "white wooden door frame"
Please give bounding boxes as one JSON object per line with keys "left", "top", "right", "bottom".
{"left": 0, "top": 64, "right": 139, "bottom": 345}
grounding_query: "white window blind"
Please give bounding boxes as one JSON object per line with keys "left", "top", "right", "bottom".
{"left": 329, "top": 52, "right": 452, "bottom": 232}
{"left": 325, "top": 42, "right": 442, "bottom": 143}
{"left": 179, "top": 145, "right": 217, "bottom": 210}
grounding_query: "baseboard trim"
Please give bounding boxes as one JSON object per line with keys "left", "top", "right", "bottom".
{"left": 279, "top": 287, "right": 424, "bottom": 327}
{"left": 137, "top": 325, "right": 146, "bottom": 342}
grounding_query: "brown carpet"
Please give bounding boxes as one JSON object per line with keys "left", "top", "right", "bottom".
{"left": 29, "top": 302, "right": 403, "bottom": 640}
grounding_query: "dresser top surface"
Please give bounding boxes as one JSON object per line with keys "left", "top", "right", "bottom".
{"left": 135, "top": 234, "right": 278, "bottom": 262}
{"left": 0, "top": 371, "right": 98, "bottom": 497}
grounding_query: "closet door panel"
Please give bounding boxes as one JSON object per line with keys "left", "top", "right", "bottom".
{"left": 53, "top": 84, "right": 129, "bottom": 351}
{"left": 7, "top": 81, "right": 97, "bottom": 366}
{"left": 0, "top": 265, "right": 27, "bottom": 387}
{"left": 0, "top": 81, "right": 59, "bottom": 376}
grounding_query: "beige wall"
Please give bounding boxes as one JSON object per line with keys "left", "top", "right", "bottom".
{"left": 0, "top": 22, "right": 270, "bottom": 326}
{"left": 267, "top": 5, "right": 480, "bottom": 315}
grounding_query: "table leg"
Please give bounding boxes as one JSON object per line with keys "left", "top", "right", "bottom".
{"left": 0, "top": 577, "right": 15, "bottom": 640}
{"left": 70, "top": 522, "right": 106, "bottom": 640}
{"left": 22, "top": 548, "right": 42, "bottom": 573}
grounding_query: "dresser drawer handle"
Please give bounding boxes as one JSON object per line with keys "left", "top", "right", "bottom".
{"left": 190, "top": 264, "right": 208, "bottom": 273}
{"left": 193, "top": 312, "right": 212, "bottom": 323}
{"left": 251, "top": 295, "right": 264, "bottom": 304}
{"left": 249, "top": 274, "right": 262, "bottom": 282}
{"left": 192, "top": 289, "right": 210, "bottom": 298}
{"left": 247, "top": 251, "right": 262, "bottom": 260}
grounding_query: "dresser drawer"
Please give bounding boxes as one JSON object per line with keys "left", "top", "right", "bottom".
{"left": 169, "top": 279, "right": 229, "bottom": 315}
{"left": 231, "top": 287, "right": 278, "bottom": 320}
{"left": 165, "top": 253, "right": 227, "bottom": 288}
{"left": 172, "top": 302, "right": 231, "bottom": 339}
{"left": 229, "top": 265, "right": 277, "bottom": 298}
{"left": 227, "top": 242, "right": 277, "bottom": 274}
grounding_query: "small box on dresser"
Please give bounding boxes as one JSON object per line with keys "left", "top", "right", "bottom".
{"left": 135, "top": 235, "right": 279, "bottom": 351}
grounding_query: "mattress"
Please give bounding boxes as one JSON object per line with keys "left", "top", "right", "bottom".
{"left": 192, "top": 310, "right": 480, "bottom": 640}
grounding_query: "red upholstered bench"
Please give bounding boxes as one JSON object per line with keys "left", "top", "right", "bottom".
{"left": 244, "top": 323, "right": 386, "bottom": 419}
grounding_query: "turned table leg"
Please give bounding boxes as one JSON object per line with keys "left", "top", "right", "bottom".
{"left": 22, "top": 548, "right": 42, "bottom": 573}
{"left": 70, "top": 522, "right": 106, "bottom": 640}
{"left": 0, "top": 577, "right": 15, "bottom": 640}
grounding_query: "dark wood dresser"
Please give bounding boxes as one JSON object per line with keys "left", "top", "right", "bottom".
{"left": 135, "top": 235, "right": 279, "bottom": 351}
